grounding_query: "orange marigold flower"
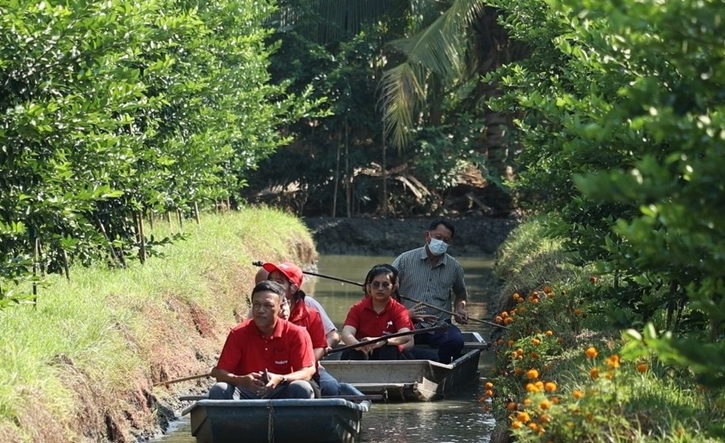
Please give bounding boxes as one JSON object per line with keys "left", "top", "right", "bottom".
{"left": 511, "top": 420, "right": 523, "bottom": 430}
{"left": 585, "top": 346, "right": 598, "bottom": 359}
{"left": 517, "top": 412, "right": 531, "bottom": 423}
{"left": 572, "top": 390, "right": 584, "bottom": 399}
{"left": 543, "top": 286, "right": 553, "bottom": 294}
{"left": 525, "top": 383, "right": 540, "bottom": 393}
{"left": 526, "top": 369, "right": 540, "bottom": 380}
{"left": 637, "top": 363, "right": 648, "bottom": 373}
{"left": 514, "top": 368, "right": 524, "bottom": 376}
{"left": 516, "top": 348, "right": 525, "bottom": 356}
{"left": 534, "top": 381, "right": 544, "bottom": 390}
{"left": 507, "top": 340, "right": 515, "bottom": 347}
{"left": 573, "top": 308, "right": 582, "bottom": 316}
{"left": 485, "top": 389, "right": 494, "bottom": 397}
{"left": 528, "top": 423, "right": 539, "bottom": 432}
{"left": 545, "top": 330, "right": 554, "bottom": 336}
{"left": 539, "top": 413, "right": 551, "bottom": 424}
{"left": 485, "top": 381, "right": 494, "bottom": 389}
{"left": 550, "top": 396, "right": 560, "bottom": 404}
{"left": 544, "top": 382, "right": 557, "bottom": 393}
{"left": 504, "top": 317, "right": 514, "bottom": 325}
{"left": 531, "top": 338, "right": 541, "bottom": 346}
{"left": 606, "top": 354, "right": 620, "bottom": 369}
{"left": 590, "top": 367, "right": 600, "bottom": 379}
{"left": 530, "top": 352, "right": 539, "bottom": 359}
{"left": 523, "top": 398, "right": 532, "bottom": 406}
{"left": 495, "top": 315, "right": 504, "bottom": 324}
{"left": 605, "top": 371, "right": 613, "bottom": 380}
{"left": 512, "top": 293, "right": 521, "bottom": 300}
{"left": 531, "top": 298, "right": 539, "bottom": 304}
{"left": 540, "top": 399, "right": 550, "bottom": 410}
{"left": 501, "top": 311, "right": 509, "bottom": 318}
{"left": 506, "top": 402, "right": 518, "bottom": 411}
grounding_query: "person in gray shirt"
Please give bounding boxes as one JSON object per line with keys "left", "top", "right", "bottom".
{"left": 392, "top": 219, "right": 469, "bottom": 363}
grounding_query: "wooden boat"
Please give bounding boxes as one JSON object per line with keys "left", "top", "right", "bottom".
{"left": 183, "top": 397, "right": 371, "bottom": 443}
{"left": 323, "top": 331, "right": 486, "bottom": 401}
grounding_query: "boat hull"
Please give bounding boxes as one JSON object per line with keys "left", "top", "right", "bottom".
{"left": 185, "top": 398, "right": 370, "bottom": 443}
{"left": 323, "top": 332, "right": 486, "bottom": 401}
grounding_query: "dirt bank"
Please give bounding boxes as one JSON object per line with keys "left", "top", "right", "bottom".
{"left": 303, "top": 215, "right": 519, "bottom": 257}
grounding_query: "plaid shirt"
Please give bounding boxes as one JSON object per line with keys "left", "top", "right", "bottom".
{"left": 392, "top": 246, "right": 468, "bottom": 328}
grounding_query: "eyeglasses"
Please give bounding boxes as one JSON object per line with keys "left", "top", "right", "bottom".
{"left": 370, "top": 281, "right": 392, "bottom": 290}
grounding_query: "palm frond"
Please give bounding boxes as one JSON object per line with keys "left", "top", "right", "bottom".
{"left": 381, "top": 0, "right": 487, "bottom": 149}
{"left": 380, "top": 62, "right": 427, "bottom": 149}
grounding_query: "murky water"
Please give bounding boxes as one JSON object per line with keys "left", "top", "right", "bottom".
{"left": 156, "top": 254, "right": 496, "bottom": 443}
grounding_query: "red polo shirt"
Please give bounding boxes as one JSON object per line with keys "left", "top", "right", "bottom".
{"left": 288, "top": 299, "right": 327, "bottom": 350}
{"left": 343, "top": 296, "right": 413, "bottom": 339}
{"left": 216, "top": 318, "right": 315, "bottom": 375}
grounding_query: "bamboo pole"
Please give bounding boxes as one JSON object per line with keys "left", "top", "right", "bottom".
{"left": 152, "top": 373, "right": 211, "bottom": 387}
{"left": 137, "top": 211, "right": 146, "bottom": 264}
{"left": 193, "top": 202, "right": 201, "bottom": 225}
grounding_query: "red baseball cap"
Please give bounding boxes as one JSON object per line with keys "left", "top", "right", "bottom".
{"left": 262, "top": 262, "right": 304, "bottom": 287}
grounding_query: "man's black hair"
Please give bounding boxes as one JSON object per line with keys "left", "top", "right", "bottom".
{"left": 428, "top": 218, "right": 455, "bottom": 237}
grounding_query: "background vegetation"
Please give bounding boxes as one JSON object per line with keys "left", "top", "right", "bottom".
{"left": 0, "top": 208, "right": 314, "bottom": 443}
{"left": 0, "top": 0, "right": 322, "bottom": 307}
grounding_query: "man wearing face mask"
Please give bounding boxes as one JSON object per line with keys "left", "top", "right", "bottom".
{"left": 392, "top": 218, "right": 469, "bottom": 363}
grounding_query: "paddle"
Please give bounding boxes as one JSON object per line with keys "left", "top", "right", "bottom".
{"left": 252, "top": 260, "right": 363, "bottom": 287}
{"left": 327, "top": 324, "right": 448, "bottom": 355}
{"left": 398, "top": 295, "right": 508, "bottom": 330}
{"left": 178, "top": 394, "right": 384, "bottom": 402}
{"left": 153, "top": 373, "right": 211, "bottom": 387}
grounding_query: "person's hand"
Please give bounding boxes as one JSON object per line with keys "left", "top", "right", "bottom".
{"left": 236, "top": 372, "right": 265, "bottom": 393}
{"left": 454, "top": 306, "right": 468, "bottom": 325}
{"left": 408, "top": 303, "right": 438, "bottom": 323}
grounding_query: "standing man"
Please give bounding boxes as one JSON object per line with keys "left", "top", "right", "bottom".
{"left": 392, "top": 219, "right": 469, "bottom": 363}
{"left": 208, "top": 280, "right": 316, "bottom": 399}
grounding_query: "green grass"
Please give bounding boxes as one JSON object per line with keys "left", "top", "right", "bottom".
{"left": 0, "top": 207, "right": 315, "bottom": 443}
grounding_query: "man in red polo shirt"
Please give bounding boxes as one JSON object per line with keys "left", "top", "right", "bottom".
{"left": 208, "top": 280, "right": 316, "bottom": 399}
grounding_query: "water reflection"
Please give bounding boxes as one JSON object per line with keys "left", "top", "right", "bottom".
{"left": 155, "top": 254, "right": 496, "bottom": 443}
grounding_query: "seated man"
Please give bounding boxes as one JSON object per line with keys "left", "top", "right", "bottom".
{"left": 262, "top": 261, "right": 345, "bottom": 396}
{"left": 208, "top": 280, "right": 316, "bottom": 399}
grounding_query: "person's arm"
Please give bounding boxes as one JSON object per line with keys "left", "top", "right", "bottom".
{"left": 326, "top": 330, "right": 340, "bottom": 348}
{"left": 385, "top": 328, "right": 411, "bottom": 346}
{"left": 341, "top": 325, "right": 359, "bottom": 346}
{"left": 452, "top": 265, "right": 469, "bottom": 324}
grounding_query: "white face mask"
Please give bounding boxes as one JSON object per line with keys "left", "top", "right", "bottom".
{"left": 428, "top": 238, "right": 448, "bottom": 256}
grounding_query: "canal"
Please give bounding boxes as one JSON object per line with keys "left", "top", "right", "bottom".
{"left": 156, "top": 254, "right": 496, "bottom": 443}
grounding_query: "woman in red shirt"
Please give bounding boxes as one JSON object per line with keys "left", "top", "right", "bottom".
{"left": 340, "top": 264, "right": 414, "bottom": 360}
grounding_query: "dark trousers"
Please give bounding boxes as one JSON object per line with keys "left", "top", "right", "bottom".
{"left": 413, "top": 324, "right": 464, "bottom": 363}
{"left": 208, "top": 380, "right": 314, "bottom": 400}
{"left": 339, "top": 344, "right": 402, "bottom": 361}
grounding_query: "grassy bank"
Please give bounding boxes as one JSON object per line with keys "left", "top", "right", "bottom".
{"left": 487, "top": 216, "right": 725, "bottom": 442}
{"left": 0, "top": 208, "right": 315, "bottom": 443}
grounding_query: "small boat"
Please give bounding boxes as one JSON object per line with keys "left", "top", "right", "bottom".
{"left": 183, "top": 397, "right": 371, "bottom": 443}
{"left": 323, "top": 331, "right": 487, "bottom": 401}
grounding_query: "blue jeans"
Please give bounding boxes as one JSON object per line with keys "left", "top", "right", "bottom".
{"left": 413, "top": 324, "right": 464, "bottom": 363}
{"left": 208, "top": 380, "right": 314, "bottom": 399}
{"left": 318, "top": 367, "right": 341, "bottom": 396}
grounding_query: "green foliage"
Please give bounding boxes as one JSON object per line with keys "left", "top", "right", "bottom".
{"left": 0, "top": 0, "right": 321, "bottom": 307}
{"left": 485, "top": 0, "right": 725, "bottom": 390}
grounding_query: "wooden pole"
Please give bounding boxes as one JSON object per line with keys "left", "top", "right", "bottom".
{"left": 137, "top": 211, "right": 146, "bottom": 264}
{"left": 32, "top": 237, "right": 39, "bottom": 307}
{"left": 398, "top": 295, "right": 507, "bottom": 329}
{"left": 97, "top": 218, "right": 119, "bottom": 266}
{"left": 61, "top": 248, "right": 70, "bottom": 281}
{"left": 177, "top": 209, "right": 183, "bottom": 229}
{"left": 332, "top": 130, "right": 342, "bottom": 217}
{"left": 148, "top": 210, "right": 154, "bottom": 230}
{"left": 193, "top": 202, "right": 201, "bottom": 225}
{"left": 152, "top": 373, "right": 211, "bottom": 387}
{"left": 327, "top": 325, "right": 448, "bottom": 354}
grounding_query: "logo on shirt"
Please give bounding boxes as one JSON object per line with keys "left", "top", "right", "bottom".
{"left": 275, "top": 360, "right": 289, "bottom": 365}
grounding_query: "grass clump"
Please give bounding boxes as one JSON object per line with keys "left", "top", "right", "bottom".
{"left": 485, "top": 214, "right": 725, "bottom": 443}
{"left": 0, "top": 208, "right": 315, "bottom": 443}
